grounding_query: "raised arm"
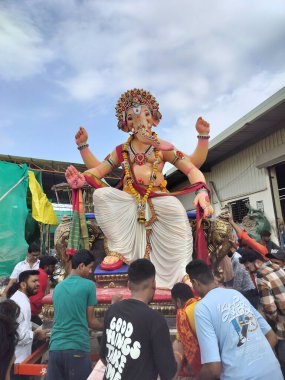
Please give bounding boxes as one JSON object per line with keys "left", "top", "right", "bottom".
{"left": 189, "top": 117, "right": 210, "bottom": 168}
{"left": 163, "top": 149, "right": 213, "bottom": 217}
{"left": 227, "top": 216, "right": 268, "bottom": 257}
{"left": 75, "top": 127, "right": 101, "bottom": 169}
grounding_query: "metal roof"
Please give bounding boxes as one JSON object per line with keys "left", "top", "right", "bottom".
{"left": 167, "top": 87, "right": 285, "bottom": 188}
{"left": 205, "top": 86, "right": 285, "bottom": 169}
{"left": 0, "top": 154, "right": 122, "bottom": 203}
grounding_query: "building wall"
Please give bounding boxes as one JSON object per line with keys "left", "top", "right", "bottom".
{"left": 174, "top": 126, "right": 285, "bottom": 243}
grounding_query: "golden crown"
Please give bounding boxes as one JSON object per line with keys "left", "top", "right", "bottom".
{"left": 115, "top": 88, "right": 161, "bottom": 131}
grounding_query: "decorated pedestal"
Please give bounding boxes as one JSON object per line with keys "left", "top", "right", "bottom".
{"left": 94, "top": 264, "right": 129, "bottom": 288}
{"left": 42, "top": 286, "right": 175, "bottom": 321}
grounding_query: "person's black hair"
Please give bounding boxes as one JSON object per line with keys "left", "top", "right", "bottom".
{"left": 239, "top": 248, "right": 265, "bottom": 264}
{"left": 18, "top": 270, "right": 39, "bottom": 284}
{"left": 28, "top": 243, "right": 40, "bottom": 253}
{"left": 0, "top": 300, "right": 20, "bottom": 380}
{"left": 128, "top": 259, "right": 155, "bottom": 284}
{"left": 186, "top": 260, "right": 214, "bottom": 285}
{"left": 39, "top": 255, "right": 57, "bottom": 269}
{"left": 260, "top": 230, "right": 271, "bottom": 237}
{"left": 7, "top": 283, "right": 19, "bottom": 299}
{"left": 171, "top": 282, "right": 194, "bottom": 301}
{"left": 71, "top": 249, "right": 94, "bottom": 269}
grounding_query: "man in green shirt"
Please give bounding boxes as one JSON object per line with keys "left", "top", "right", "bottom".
{"left": 48, "top": 249, "right": 103, "bottom": 380}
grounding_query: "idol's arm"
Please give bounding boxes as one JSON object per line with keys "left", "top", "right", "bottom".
{"left": 189, "top": 117, "right": 210, "bottom": 168}
{"left": 163, "top": 149, "right": 213, "bottom": 217}
{"left": 190, "top": 137, "right": 209, "bottom": 168}
{"left": 80, "top": 146, "right": 101, "bottom": 169}
{"left": 84, "top": 149, "right": 120, "bottom": 178}
{"left": 75, "top": 126, "right": 101, "bottom": 169}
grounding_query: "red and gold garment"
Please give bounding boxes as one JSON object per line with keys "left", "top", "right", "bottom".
{"left": 176, "top": 298, "right": 202, "bottom": 375}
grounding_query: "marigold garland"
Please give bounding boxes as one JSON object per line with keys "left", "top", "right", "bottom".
{"left": 123, "top": 134, "right": 159, "bottom": 223}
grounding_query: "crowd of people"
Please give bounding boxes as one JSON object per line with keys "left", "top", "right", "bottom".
{"left": 1, "top": 222, "right": 285, "bottom": 380}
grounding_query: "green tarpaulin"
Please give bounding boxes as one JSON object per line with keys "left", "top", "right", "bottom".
{"left": 0, "top": 162, "right": 29, "bottom": 276}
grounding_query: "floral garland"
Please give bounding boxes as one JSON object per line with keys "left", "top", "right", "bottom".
{"left": 122, "top": 134, "right": 159, "bottom": 223}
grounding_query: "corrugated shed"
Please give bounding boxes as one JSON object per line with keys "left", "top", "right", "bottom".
{"left": 205, "top": 127, "right": 285, "bottom": 202}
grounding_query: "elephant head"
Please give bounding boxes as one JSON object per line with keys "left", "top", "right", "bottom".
{"left": 115, "top": 88, "right": 174, "bottom": 151}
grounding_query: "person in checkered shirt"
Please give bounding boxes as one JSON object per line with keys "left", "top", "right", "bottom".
{"left": 240, "top": 249, "right": 285, "bottom": 377}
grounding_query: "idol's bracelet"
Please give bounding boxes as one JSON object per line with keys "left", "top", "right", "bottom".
{"left": 195, "top": 187, "right": 209, "bottom": 195}
{"left": 78, "top": 143, "right": 89, "bottom": 151}
{"left": 197, "top": 135, "right": 210, "bottom": 139}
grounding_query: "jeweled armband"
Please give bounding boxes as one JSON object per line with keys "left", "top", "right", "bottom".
{"left": 103, "top": 154, "right": 117, "bottom": 170}
{"left": 171, "top": 150, "right": 185, "bottom": 165}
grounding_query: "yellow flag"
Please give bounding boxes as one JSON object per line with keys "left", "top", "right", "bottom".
{"left": 28, "top": 171, "right": 58, "bottom": 225}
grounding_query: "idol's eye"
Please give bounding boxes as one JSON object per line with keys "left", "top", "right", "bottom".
{"left": 127, "top": 116, "right": 133, "bottom": 121}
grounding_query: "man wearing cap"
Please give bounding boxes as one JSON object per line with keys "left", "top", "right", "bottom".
{"left": 266, "top": 248, "right": 285, "bottom": 270}
{"left": 240, "top": 249, "right": 285, "bottom": 376}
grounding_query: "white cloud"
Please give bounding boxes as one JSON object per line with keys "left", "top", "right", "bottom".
{"left": 162, "top": 70, "right": 285, "bottom": 153}
{"left": 1, "top": 0, "right": 285, "bottom": 161}
{"left": 0, "top": 5, "right": 54, "bottom": 80}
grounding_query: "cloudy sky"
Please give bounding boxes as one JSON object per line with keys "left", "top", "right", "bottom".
{"left": 1, "top": 0, "right": 285, "bottom": 165}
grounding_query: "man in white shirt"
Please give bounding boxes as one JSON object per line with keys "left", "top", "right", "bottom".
{"left": 2, "top": 243, "right": 40, "bottom": 298}
{"left": 10, "top": 270, "right": 48, "bottom": 380}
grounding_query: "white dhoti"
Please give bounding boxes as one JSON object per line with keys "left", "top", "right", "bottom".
{"left": 93, "top": 187, "right": 193, "bottom": 289}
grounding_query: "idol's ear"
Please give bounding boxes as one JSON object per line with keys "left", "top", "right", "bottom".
{"left": 118, "top": 120, "right": 129, "bottom": 132}
{"left": 152, "top": 109, "right": 162, "bottom": 127}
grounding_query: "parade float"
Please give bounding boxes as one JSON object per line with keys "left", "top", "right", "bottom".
{"left": 41, "top": 88, "right": 239, "bottom": 324}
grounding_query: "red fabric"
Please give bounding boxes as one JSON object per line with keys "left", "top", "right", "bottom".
{"left": 29, "top": 268, "right": 48, "bottom": 316}
{"left": 42, "top": 287, "right": 172, "bottom": 305}
{"left": 100, "top": 260, "right": 123, "bottom": 271}
{"left": 176, "top": 298, "right": 202, "bottom": 375}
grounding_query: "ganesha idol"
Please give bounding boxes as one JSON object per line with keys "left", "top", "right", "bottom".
{"left": 66, "top": 88, "right": 213, "bottom": 289}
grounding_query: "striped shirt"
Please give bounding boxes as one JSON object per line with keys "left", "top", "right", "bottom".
{"left": 256, "top": 261, "right": 285, "bottom": 339}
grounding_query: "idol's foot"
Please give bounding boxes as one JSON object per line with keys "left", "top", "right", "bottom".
{"left": 100, "top": 256, "right": 123, "bottom": 271}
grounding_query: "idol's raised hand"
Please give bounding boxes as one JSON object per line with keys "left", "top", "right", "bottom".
{"left": 65, "top": 165, "right": 86, "bottom": 189}
{"left": 195, "top": 117, "right": 210, "bottom": 135}
{"left": 75, "top": 126, "right": 88, "bottom": 146}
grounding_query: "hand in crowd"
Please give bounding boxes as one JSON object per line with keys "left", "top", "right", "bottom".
{"left": 111, "top": 294, "right": 123, "bottom": 304}
{"left": 34, "top": 328, "right": 50, "bottom": 341}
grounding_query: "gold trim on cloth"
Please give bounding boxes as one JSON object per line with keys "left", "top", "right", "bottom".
{"left": 103, "top": 238, "right": 129, "bottom": 264}
{"left": 94, "top": 274, "right": 129, "bottom": 282}
{"left": 123, "top": 183, "right": 169, "bottom": 195}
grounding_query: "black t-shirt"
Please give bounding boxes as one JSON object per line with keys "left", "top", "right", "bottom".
{"left": 100, "top": 299, "right": 177, "bottom": 380}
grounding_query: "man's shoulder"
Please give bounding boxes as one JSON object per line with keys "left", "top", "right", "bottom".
{"left": 196, "top": 288, "right": 243, "bottom": 310}
{"left": 258, "top": 262, "right": 285, "bottom": 279}
{"left": 13, "top": 260, "right": 26, "bottom": 269}
{"left": 11, "top": 290, "right": 29, "bottom": 306}
{"left": 110, "top": 299, "right": 164, "bottom": 320}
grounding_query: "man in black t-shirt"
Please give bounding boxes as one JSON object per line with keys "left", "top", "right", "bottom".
{"left": 100, "top": 259, "right": 177, "bottom": 380}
